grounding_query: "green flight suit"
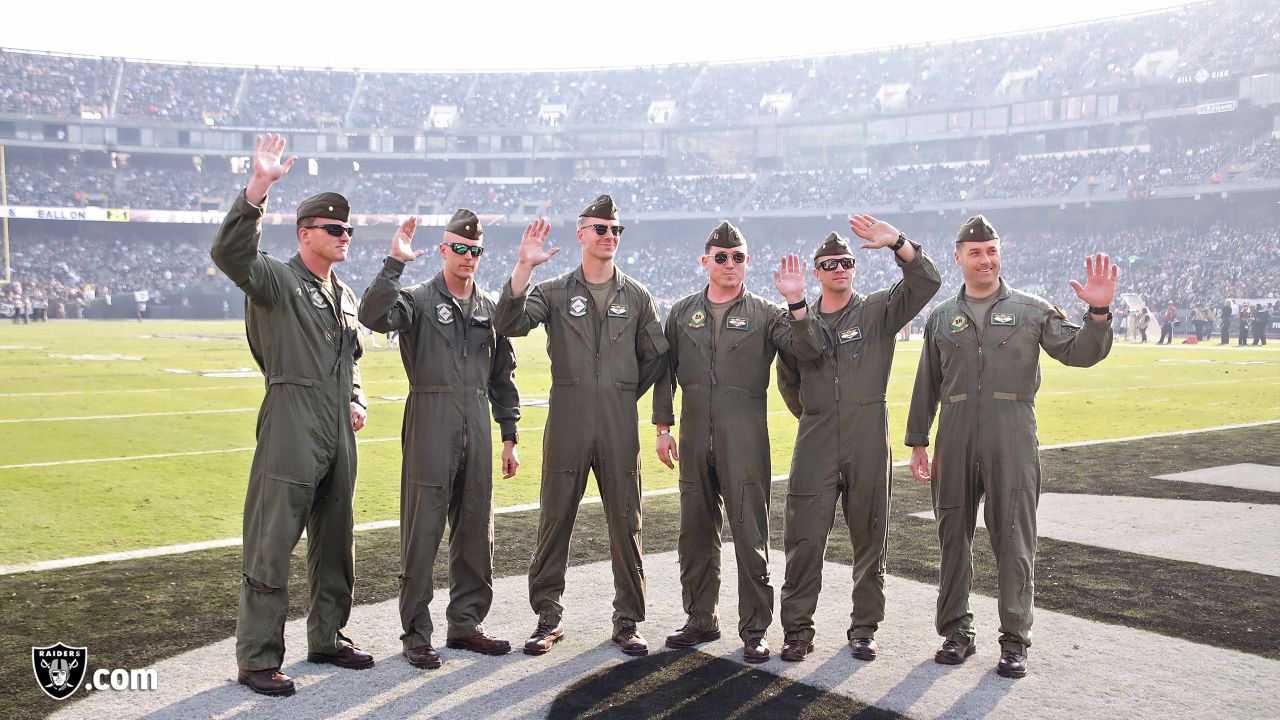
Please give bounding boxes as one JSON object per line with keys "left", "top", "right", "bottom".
{"left": 775, "top": 244, "right": 940, "bottom": 644}
{"left": 211, "top": 191, "right": 366, "bottom": 672}
{"left": 359, "top": 261, "right": 520, "bottom": 650}
{"left": 905, "top": 280, "right": 1113, "bottom": 653}
{"left": 495, "top": 265, "right": 668, "bottom": 632}
{"left": 652, "top": 287, "right": 821, "bottom": 640}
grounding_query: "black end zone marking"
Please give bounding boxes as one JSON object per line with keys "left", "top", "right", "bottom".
{"left": 548, "top": 649, "right": 902, "bottom": 720}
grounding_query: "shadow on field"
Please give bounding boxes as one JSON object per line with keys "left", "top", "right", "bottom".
{"left": 546, "top": 649, "right": 902, "bottom": 720}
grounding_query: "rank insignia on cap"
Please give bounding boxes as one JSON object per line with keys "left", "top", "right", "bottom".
{"left": 726, "top": 316, "right": 748, "bottom": 330}
{"left": 608, "top": 304, "right": 629, "bottom": 318}
{"left": 950, "top": 314, "right": 969, "bottom": 333}
{"left": 689, "top": 309, "right": 706, "bottom": 328}
{"left": 437, "top": 303, "right": 455, "bottom": 324}
{"left": 991, "top": 312, "right": 1016, "bottom": 326}
{"left": 569, "top": 295, "right": 588, "bottom": 317}
{"left": 308, "top": 286, "right": 327, "bottom": 309}
{"left": 839, "top": 327, "right": 863, "bottom": 343}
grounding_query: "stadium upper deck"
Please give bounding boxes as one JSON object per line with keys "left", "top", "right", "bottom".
{"left": 0, "top": 0, "right": 1275, "bottom": 131}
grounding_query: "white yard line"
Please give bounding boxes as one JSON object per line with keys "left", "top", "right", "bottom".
{"left": 0, "top": 385, "right": 254, "bottom": 398}
{"left": 4, "top": 419, "right": 1276, "bottom": 576}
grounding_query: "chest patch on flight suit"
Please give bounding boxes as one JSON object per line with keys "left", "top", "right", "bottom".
{"left": 608, "top": 304, "right": 629, "bottom": 318}
{"left": 839, "top": 326, "right": 863, "bottom": 343}
{"left": 688, "top": 309, "right": 706, "bottom": 328}
{"left": 991, "top": 312, "right": 1016, "bottom": 326}
{"left": 436, "top": 303, "right": 455, "bottom": 324}
{"left": 307, "top": 286, "right": 327, "bottom": 309}
{"left": 569, "top": 295, "right": 588, "bottom": 317}
{"left": 726, "top": 316, "right": 748, "bottom": 330}
{"left": 950, "top": 314, "right": 969, "bottom": 334}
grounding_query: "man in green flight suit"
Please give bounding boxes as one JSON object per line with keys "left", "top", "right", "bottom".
{"left": 210, "top": 134, "right": 373, "bottom": 697}
{"left": 652, "top": 221, "right": 820, "bottom": 664}
{"left": 906, "top": 214, "right": 1117, "bottom": 678}
{"left": 494, "top": 195, "right": 669, "bottom": 657}
{"left": 775, "top": 215, "right": 941, "bottom": 663}
{"left": 359, "top": 209, "right": 521, "bottom": 670}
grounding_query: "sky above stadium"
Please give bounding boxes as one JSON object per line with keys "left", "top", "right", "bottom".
{"left": 3, "top": 0, "right": 1195, "bottom": 70}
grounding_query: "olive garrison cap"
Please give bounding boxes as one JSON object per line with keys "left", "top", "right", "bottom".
{"left": 296, "top": 192, "right": 350, "bottom": 224}
{"left": 814, "top": 232, "right": 853, "bottom": 261}
{"left": 956, "top": 214, "right": 999, "bottom": 243}
{"left": 580, "top": 194, "right": 620, "bottom": 220}
{"left": 445, "top": 208, "right": 483, "bottom": 241}
{"left": 706, "top": 220, "right": 745, "bottom": 249}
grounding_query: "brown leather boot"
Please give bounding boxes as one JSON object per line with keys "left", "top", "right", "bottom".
{"left": 612, "top": 623, "right": 649, "bottom": 656}
{"left": 848, "top": 637, "right": 878, "bottom": 661}
{"left": 780, "top": 639, "right": 814, "bottom": 662}
{"left": 665, "top": 624, "right": 721, "bottom": 648}
{"left": 743, "top": 636, "right": 770, "bottom": 664}
{"left": 934, "top": 636, "right": 977, "bottom": 665}
{"left": 307, "top": 641, "right": 374, "bottom": 670}
{"left": 447, "top": 633, "right": 512, "bottom": 656}
{"left": 996, "top": 649, "right": 1028, "bottom": 678}
{"left": 237, "top": 667, "right": 295, "bottom": 696}
{"left": 524, "top": 622, "right": 565, "bottom": 656}
{"left": 404, "top": 644, "right": 442, "bottom": 669}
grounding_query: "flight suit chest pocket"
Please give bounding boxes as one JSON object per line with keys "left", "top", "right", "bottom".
{"left": 726, "top": 322, "right": 761, "bottom": 352}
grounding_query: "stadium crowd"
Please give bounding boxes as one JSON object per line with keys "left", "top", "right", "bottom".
{"left": 5, "top": 217, "right": 1275, "bottom": 331}
{"left": 2, "top": 0, "right": 1275, "bottom": 127}
{"left": 6, "top": 137, "right": 1277, "bottom": 213}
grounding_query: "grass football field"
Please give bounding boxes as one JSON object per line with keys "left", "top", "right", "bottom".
{"left": 1, "top": 319, "right": 1276, "bottom": 566}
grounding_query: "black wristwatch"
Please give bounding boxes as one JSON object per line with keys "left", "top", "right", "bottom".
{"left": 787, "top": 298, "right": 807, "bottom": 312}
{"left": 889, "top": 233, "right": 907, "bottom": 252}
{"left": 503, "top": 432, "right": 518, "bottom": 445}
{"left": 1088, "top": 305, "right": 1111, "bottom": 315}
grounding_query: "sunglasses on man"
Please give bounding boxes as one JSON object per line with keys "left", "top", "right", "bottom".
{"left": 708, "top": 251, "right": 747, "bottom": 265}
{"left": 445, "top": 242, "right": 485, "bottom": 257}
{"left": 303, "top": 224, "right": 355, "bottom": 238}
{"left": 816, "top": 258, "right": 855, "bottom": 271}
{"left": 584, "top": 224, "right": 625, "bottom": 237}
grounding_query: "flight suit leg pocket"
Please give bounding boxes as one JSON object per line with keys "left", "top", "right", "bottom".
{"left": 407, "top": 471, "right": 448, "bottom": 515}
{"left": 246, "top": 471, "right": 313, "bottom": 587}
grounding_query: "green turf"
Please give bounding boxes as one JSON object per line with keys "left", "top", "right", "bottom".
{"left": 2, "top": 426, "right": 1275, "bottom": 720}
{"left": 0, "top": 320, "right": 1277, "bottom": 564}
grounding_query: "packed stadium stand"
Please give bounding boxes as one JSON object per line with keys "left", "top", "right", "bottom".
{"left": 1, "top": 0, "right": 1277, "bottom": 326}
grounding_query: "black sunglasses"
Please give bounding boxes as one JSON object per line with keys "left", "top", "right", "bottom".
{"left": 302, "top": 224, "right": 354, "bottom": 238}
{"left": 584, "top": 223, "right": 625, "bottom": 237}
{"left": 710, "top": 251, "right": 747, "bottom": 264}
{"left": 445, "top": 242, "right": 485, "bottom": 257}
{"left": 816, "top": 258, "right": 855, "bottom": 271}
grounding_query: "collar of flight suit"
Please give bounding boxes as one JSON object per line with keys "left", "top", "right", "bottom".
{"left": 949, "top": 278, "right": 1021, "bottom": 343}
{"left": 813, "top": 291, "right": 866, "bottom": 349}
{"left": 287, "top": 252, "right": 344, "bottom": 322}
{"left": 682, "top": 284, "right": 747, "bottom": 354}
{"left": 569, "top": 262, "right": 629, "bottom": 299}
{"left": 427, "top": 271, "right": 490, "bottom": 343}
